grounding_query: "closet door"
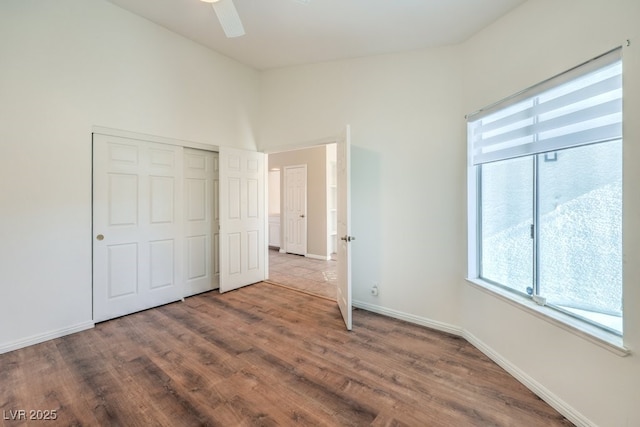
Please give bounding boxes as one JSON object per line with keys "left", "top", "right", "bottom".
{"left": 219, "top": 146, "right": 266, "bottom": 292}
{"left": 93, "top": 134, "right": 183, "bottom": 322}
{"left": 183, "top": 148, "right": 219, "bottom": 296}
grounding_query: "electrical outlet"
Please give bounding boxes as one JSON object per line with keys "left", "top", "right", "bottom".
{"left": 371, "top": 285, "right": 379, "bottom": 296}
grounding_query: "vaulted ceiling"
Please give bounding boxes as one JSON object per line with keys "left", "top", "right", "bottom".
{"left": 107, "top": 0, "right": 526, "bottom": 70}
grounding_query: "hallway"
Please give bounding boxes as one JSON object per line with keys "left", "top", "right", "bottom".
{"left": 267, "top": 249, "right": 337, "bottom": 300}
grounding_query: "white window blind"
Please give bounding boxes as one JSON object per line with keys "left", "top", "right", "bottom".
{"left": 468, "top": 48, "right": 622, "bottom": 165}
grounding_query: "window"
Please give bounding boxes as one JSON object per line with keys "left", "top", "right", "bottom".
{"left": 467, "top": 48, "right": 623, "bottom": 335}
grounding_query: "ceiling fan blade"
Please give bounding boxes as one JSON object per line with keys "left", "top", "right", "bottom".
{"left": 212, "top": 0, "right": 245, "bottom": 38}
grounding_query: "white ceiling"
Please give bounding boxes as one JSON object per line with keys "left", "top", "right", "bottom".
{"left": 107, "top": 0, "right": 526, "bottom": 70}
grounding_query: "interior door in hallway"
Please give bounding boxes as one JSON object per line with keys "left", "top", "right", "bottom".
{"left": 183, "top": 148, "right": 219, "bottom": 296}
{"left": 219, "top": 146, "right": 266, "bottom": 293}
{"left": 93, "top": 134, "right": 183, "bottom": 322}
{"left": 337, "top": 126, "right": 353, "bottom": 330}
{"left": 284, "top": 165, "right": 307, "bottom": 256}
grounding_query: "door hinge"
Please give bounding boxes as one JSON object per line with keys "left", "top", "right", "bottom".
{"left": 530, "top": 224, "right": 534, "bottom": 239}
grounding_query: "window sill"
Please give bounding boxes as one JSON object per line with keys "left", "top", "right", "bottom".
{"left": 465, "top": 278, "right": 630, "bottom": 357}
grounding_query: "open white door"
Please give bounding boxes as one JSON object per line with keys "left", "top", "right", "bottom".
{"left": 336, "top": 126, "right": 353, "bottom": 330}
{"left": 219, "top": 146, "right": 266, "bottom": 293}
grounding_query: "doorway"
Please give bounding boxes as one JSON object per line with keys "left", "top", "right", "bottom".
{"left": 266, "top": 144, "right": 337, "bottom": 300}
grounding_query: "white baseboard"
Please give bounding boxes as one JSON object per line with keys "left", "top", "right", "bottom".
{"left": 306, "top": 253, "right": 331, "bottom": 261}
{"left": 0, "top": 321, "right": 95, "bottom": 355}
{"left": 353, "top": 300, "right": 592, "bottom": 427}
{"left": 353, "top": 300, "right": 463, "bottom": 336}
{"left": 279, "top": 248, "right": 286, "bottom": 254}
{"left": 463, "top": 331, "right": 594, "bottom": 427}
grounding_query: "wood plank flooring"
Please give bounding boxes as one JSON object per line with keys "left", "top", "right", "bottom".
{"left": 0, "top": 282, "right": 573, "bottom": 426}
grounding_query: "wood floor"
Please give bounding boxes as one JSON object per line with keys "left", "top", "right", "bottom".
{"left": 0, "top": 282, "right": 572, "bottom": 426}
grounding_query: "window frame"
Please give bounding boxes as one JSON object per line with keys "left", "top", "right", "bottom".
{"left": 466, "top": 48, "right": 627, "bottom": 354}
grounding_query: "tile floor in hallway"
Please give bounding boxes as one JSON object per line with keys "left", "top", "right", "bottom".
{"left": 268, "top": 249, "right": 337, "bottom": 300}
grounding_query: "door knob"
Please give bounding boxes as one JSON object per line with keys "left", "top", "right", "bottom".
{"left": 340, "top": 235, "right": 355, "bottom": 242}
{"left": 300, "top": 214, "right": 305, "bottom": 218}
{"left": 96, "top": 234, "right": 104, "bottom": 241}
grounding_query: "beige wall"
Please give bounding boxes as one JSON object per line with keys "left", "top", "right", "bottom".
{"left": 268, "top": 170, "right": 281, "bottom": 216}
{"left": 269, "top": 146, "right": 329, "bottom": 258}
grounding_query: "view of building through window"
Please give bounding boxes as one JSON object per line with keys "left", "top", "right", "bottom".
{"left": 480, "top": 142, "right": 622, "bottom": 333}
{"left": 468, "top": 50, "right": 623, "bottom": 335}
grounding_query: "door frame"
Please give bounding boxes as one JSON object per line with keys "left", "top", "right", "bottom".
{"left": 283, "top": 164, "right": 308, "bottom": 256}
{"left": 93, "top": 127, "right": 220, "bottom": 153}
{"left": 263, "top": 134, "right": 348, "bottom": 298}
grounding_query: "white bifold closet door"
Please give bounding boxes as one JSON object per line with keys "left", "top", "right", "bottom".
{"left": 93, "top": 134, "right": 184, "bottom": 322}
{"left": 94, "top": 134, "right": 265, "bottom": 322}
{"left": 183, "top": 148, "right": 220, "bottom": 296}
{"left": 219, "top": 146, "right": 266, "bottom": 293}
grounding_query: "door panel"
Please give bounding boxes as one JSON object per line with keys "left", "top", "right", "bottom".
{"left": 337, "top": 126, "right": 353, "bottom": 330}
{"left": 228, "top": 232, "right": 242, "bottom": 274}
{"left": 150, "top": 176, "right": 175, "bottom": 223}
{"left": 108, "top": 174, "right": 138, "bottom": 226}
{"left": 186, "top": 180, "right": 206, "bottom": 220}
{"left": 107, "top": 243, "right": 138, "bottom": 298}
{"left": 187, "top": 236, "right": 207, "bottom": 279}
{"left": 219, "top": 147, "right": 266, "bottom": 292}
{"left": 228, "top": 177, "right": 242, "bottom": 219}
{"left": 93, "top": 134, "right": 183, "bottom": 322}
{"left": 149, "top": 239, "right": 174, "bottom": 289}
{"left": 247, "top": 230, "right": 259, "bottom": 270}
{"left": 183, "top": 148, "right": 219, "bottom": 296}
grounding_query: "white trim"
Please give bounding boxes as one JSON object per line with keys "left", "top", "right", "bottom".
{"left": 353, "top": 300, "right": 463, "bottom": 336}
{"left": 278, "top": 250, "right": 328, "bottom": 260}
{"left": 0, "top": 321, "right": 94, "bottom": 355}
{"left": 463, "top": 330, "right": 597, "bottom": 427}
{"left": 264, "top": 156, "right": 270, "bottom": 283}
{"left": 465, "top": 278, "right": 629, "bottom": 357}
{"left": 92, "top": 126, "right": 219, "bottom": 152}
{"left": 306, "top": 253, "right": 331, "bottom": 261}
